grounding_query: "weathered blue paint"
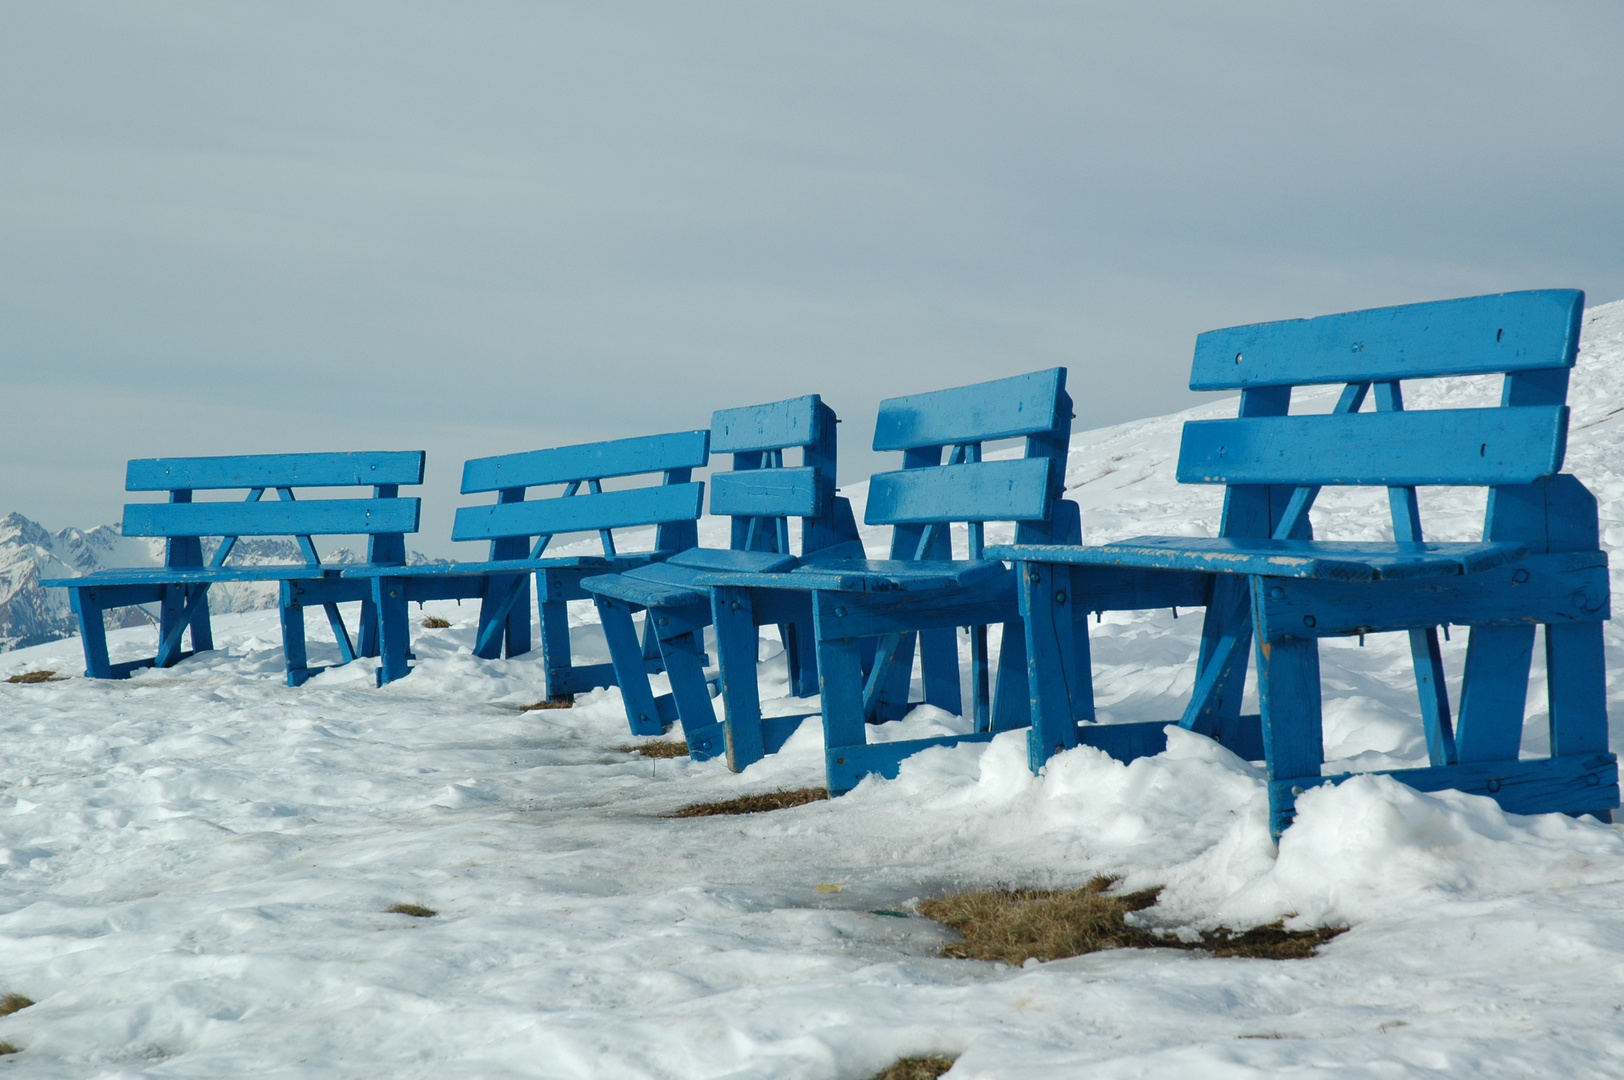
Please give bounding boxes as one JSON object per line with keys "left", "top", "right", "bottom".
{"left": 582, "top": 395, "right": 859, "bottom": 759}
{"left": 667, "top": 369, "right": 1077, "bottom": 791}
{"left": 43, "top": 451, "right": 424, "bottom": 686}
{"left": 347, "top": 428, "right": 715, "bottom": 692}
{"left": 1190, "top": 289, "right": 1583, "bottom": 391}
{"left": 998, "top": 290, "right": 1615, "bottom": 837}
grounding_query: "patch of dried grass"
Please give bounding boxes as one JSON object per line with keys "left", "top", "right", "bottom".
{"left": 621, "top": 741, "right": 690, "bottom": 758}
{"left": 918, "top": 877, "right": 1343, "bottom": 964}
{"left": 521, "top": 698, "right": 574, "bottom": 711}
{"left": 867, "top": 1056, "right": 956, "bottom": 1080}
{"left": 420, "top": 616, "right": 451, "bottom": 629}
{"left": 668, "top": 787, "right": 829, "bottom": 817}
{"left": 5, "top": 671, "right": 62, "bottom": 684}
{"left": 384, "top": 903, "right": 437, "bottom": 918}
{"left": 0, "top": 1041, "right": 19, "bottom": 1056}
{"left": 0, "top": 994, "right": 32, "bottom": 1017}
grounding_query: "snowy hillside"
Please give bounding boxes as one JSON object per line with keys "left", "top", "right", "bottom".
{"left": 2, "top": 299, "right": 1624, "bottom": 1076}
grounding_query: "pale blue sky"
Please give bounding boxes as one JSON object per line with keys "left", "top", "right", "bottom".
{"left": 4, "top": 2, "right": 1621, "bottom": 555}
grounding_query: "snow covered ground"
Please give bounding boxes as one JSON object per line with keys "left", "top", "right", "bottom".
{"left": 4, "top": 300, "right": 1624, "bottom": 1078}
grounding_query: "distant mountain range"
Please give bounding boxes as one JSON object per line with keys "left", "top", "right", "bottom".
{"left": 0, "top": 512, "right": 441, "bottom": 651}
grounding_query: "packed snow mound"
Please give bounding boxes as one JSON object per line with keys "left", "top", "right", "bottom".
{"left": 1, "top": 299, "right": 1623, "bottom": 1075}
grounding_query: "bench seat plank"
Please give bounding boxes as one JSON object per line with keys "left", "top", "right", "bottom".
{"left": 43, "top": 565, "right": 332, "bottom": 587}
{"left": 692, "top": 556, "right": 1009, "bottom": 594}
{"left": 662, "top": 547, "right": 800, "bottom": 574}
{"left": 337, "top": 554, "right": 657, "bottom": 579}
{"left": 582, "top": 550, "right": 800, "bottom": 609}
{"left": 988, "top": 538, "right": 1527, "bottom": 582}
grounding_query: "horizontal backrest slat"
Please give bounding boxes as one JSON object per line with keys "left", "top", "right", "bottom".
{"left": 123, "top": 499, "right": 421, "bottom": 538}
{"left": 127, "top": 451, "right": 426, "bottom": 491}
{"left": 451, "top": 482, "right": 704, "bottom": 542}
{"left": 709, "top": 467, "right": 818, "bottom": 518}
{"left": 461, "top": 431, "right": 710, "bottom": 493}
{"left": 1190, "top": 290, "right": 1584, "bottom": 391}
{"left": 873, "top": 369, "right": 1066, "bottom": 451}
{"left": 865, "top": 458, "right": 1053, "bottom": 525}
{"left": 1177, "top": 406, "right": 1567, "bottom": 486}
{"left": 711, "top": 395, "right": 823, "bottom": 453}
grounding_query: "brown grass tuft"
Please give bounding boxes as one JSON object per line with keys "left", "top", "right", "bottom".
{"left": 420, "top": 616, "right": 451, "bottom": 629}
{"left": 521, "top": 698, "right": 574, "bottom": 711}
{"left": 918, "top": 877, "right": 1343, "bottom": 965}
{"left": 621, "top": 741, "right": 690, "bottom": 758}
{"left": 0, "top": 1041, "right": 19, "bottom": 1055}
{"left": 5, "top": 671, "right": 62, "bottom": 684}
{"left": 867, "top": 1056, "right": 956, "bottom": 1080}
{"left": 668, "top": 787, "right": 829, "bottom": 817}
{"left": 0, "top": 994, "right": 32, "bottom": 1017}
{"left": 384, "top": 903, "right": 437, "bottom": 918}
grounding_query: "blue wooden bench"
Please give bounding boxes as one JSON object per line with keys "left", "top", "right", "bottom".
{"left": 579, "top": 396, "right": 861, "bottom": 761}
{"left": 335, "top": 430, "right": 710, "bottom": 688}
{"left": 992, "top": 290, "right": 1617, "bottom": 837}
{"left": 41, "top": 452, "right": 425, "bottom": 682}
{"left": 684, "top": 369, "right": 1079, "bottom": 790}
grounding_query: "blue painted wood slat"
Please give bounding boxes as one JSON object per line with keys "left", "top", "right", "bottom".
{"left": 460, "top": 431, "right": 710, "bottom": 493}
{"left": 122, "top": 499, "right": 421, "bottom": 539}
{"left": 1190, "top": 290, "right": 1583, "bottom": 391}
{"left": 709, "top": 467, "right": 819, "bottom": 518}
{"left": 127, "top": 451, "right": 425, "bottom": 491}
{"left": 451, "top": 482, "right": 703, "bottom": 542}
{"left": 865, "top": 458, "right": 1054, "bottom": 526}
{"left": 711, "top": 395, "right": 823, "bottom": 453}
{"left": 873, "top": 368, "right": 1066, "bottom": 451}
{"left": 1178, "top": 406, "right": 1568, "bottom": 488}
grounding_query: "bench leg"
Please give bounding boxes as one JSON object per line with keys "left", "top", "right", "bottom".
{"left": 593, "top": 594, "right": 666, "bottom": 736}
{"left": 1020, "top": 563, "right": 1094, "bottom": 768}
{"left": 989, "top": 621, "right": 1031, "bottom": 732}
{"left": 862, "top": 632, "right": 916, "bottom": 724}
{"left": 154, "top": 584, "right": 209, "bottom": 669}
{"left": 474, "top": 574, "right": 526, "bottom": 660}
{"left": 280, "top": 582, "right": 312, "bottom": 686}
{"left": 1456, "top": 625, "right": 1535, "bottom": 763}
{"left": 504, "top": 575, "right": 532, "bottom": 658}
{"left": 1408, "top": 627, "right": 1457, "bottom": 766}
{"left": 357, "top": 598, "right": 380, "bottom": 657}
{"left": 783, "top": 618, "right": 819, "bottom": 698}
{"left": 1546, "top": 622, "right": 1613, "bottom": 822}
{"left": 919, "top": 626, "right": 962, "bottom": 716}
{"left": 1255, "top": 630, "right": 1326, "bottom": 839}
{"left": 815, "top": 597, "right": 870, "bottom": 794}
{"left": 713, "top": 586, "right": 766, "bottom": 770}
{"left": 1180, "top": 575, "right": 1252, "bottom": 735}
{"left": 157, "top": 584, "right": 189, "bottom": 668}
{"left": 539, "top": 597, "right": 575, "bottom": 702}
{"left": 69, "top": 587, "right": 114, "bottom": 679}
{"left": 372, "top": 576, "right": 412, "bottom": 685}
{"left": 188, "top": 590, "right": 214, "bottom": 654}
{"left": 322, "top": 603, "right": 357, "bottom": 665}
{"left": 651, "top": 607, "right": 724, "bottom": 761}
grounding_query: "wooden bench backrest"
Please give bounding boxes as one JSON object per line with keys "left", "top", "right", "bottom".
{"left": 122, "top": 451, "right": 426, "bottom": 568}
{"left": 864, "top": 368, "right": 1078, "bottom": 558}
{"left": 708, "top": 394, "right": 855, "bottom": 556}
{"left": 1178, "top": 290, "right": 1585, "bottom": 543}
{"left": 452, "top": 431, "right": 710, "bottom": 560}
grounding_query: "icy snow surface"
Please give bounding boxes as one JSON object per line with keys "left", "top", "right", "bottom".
{"left": 4, "top": 300, "right": 1624, "bottom": 1077}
